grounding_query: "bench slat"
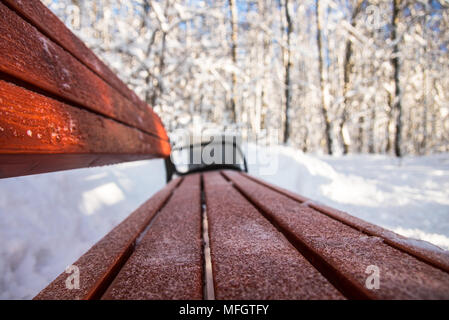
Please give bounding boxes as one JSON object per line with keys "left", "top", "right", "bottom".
{"left": 102, "top": 174, "right": 203, "bottom": 300}
{"left": 224, "top": 170, "right": 449, "bottom": 299}
{"left": 34, "top": 177, "right": 182, "bottom": 300}
{"left": 0, "top": 80, "right": 170, "bottom": 178}
{"left": 203, "top": 171, "right": 344, "bottom": 299}
{"left": 242, "top": 173, "right": 449, "bottom": 274}
{"left": 3, "top": 0, "right": 147, "bottom": 111}
{"left": 0, "top": 2, "right": 167, "bottom": 140}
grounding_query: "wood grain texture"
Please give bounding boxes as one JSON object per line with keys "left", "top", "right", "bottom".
{"left": 203, "top": 171, "right": 344, "bottom": 299}
{"left": 34, "top": 177, "right": 182, "bottom": 300}
{"left": 241, "top": 172, "right": 449, "bottom": 275}
{"left": 102, "top": 174, "right": 203, "bottom": 300}
{"left": 2, "top": 0, "right": 145, "bottom": 110}
{"left": 0, "top": 2, "right": 168, "bottom": 140}
{"left": 0, "top": 80, "right": 170, "bottom": 178}
{"left": 224, "top": 170, "right": 449, "bottom": 300}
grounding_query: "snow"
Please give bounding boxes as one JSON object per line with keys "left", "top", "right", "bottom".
{"left": 0, "top": 159, "right": 165, "bottom": 299}
{"left": 1, "top": 146, "right": 449, "bottom": 299}
{"left": 247, "top": 145, "right": 449, "bottom": 251}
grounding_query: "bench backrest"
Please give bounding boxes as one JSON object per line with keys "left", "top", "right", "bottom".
{"left": 0, "top": 0, "right": 170, "bottom": 179}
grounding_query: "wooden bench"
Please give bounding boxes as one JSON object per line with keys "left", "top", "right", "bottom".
{"left": 1, "top": 0, "right": 449, "bottom": 300}
{"left": 0, "top": 0, "right": 170, "bottom": 178}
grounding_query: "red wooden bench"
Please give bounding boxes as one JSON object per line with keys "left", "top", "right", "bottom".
{"left": 1, "top": 0, "right": 449, "bottom": 300}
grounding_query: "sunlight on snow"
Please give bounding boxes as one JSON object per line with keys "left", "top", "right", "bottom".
{"left": 81, "top": 183, "right": 125, "bottom": 215}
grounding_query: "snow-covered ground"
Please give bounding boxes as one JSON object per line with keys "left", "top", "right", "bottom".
{"left": 0, "top": 159, "right": 166, "bottom": 300}
{"left": 247, "top": 145, "right": 449, "bottom": 251}
{"left": 1, "top": 146, "right": 449, "bottom": 299}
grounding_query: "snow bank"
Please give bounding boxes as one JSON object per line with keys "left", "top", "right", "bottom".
{"left": 247, "top": 144, "right": 449, "bottom": 251}
{"left": 0, "top": 159, "right": 165, "bottom": 299}
{"left": 1, "top": 146, "right": 449, "bottom": 299}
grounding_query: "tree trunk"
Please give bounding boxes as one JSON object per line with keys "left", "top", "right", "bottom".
{"left": 315, "top": 0, "right": 333, "bottom": 155}
{"left": 391, "top": 0, "right": 402, "bottom": 157}
{"left": 420, "top": 14, "right": 428, "bottom": 154}
{"left": 368, "top": 108, "right": 376, "bottom": 153}
{"left": 283, "top": 0, "right": 292, "bottom": 144}
{"left": 358, "top": 115, "right": 364, "bottom": 153}
{"left": 148, "top": 0, "right": 169, "bottom": 108}
{"left": 340, "top": 0, "right": 364, "bottom": 154}
{"left": 228, "top": 0, "right": 238, "bottom": 123}
{"left": 385, "top": 93, "right": 393, "bottom": 153}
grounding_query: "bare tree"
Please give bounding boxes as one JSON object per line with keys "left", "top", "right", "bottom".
{"left": 391, "top": 0, "right": 402, "bottom": 157}
{"left": 315, "top": 0, "right": 333, "bottom": 154}
{"left": 228, "top": 0, "right": 238, "bottom": 123}
{"left": 283, "top": 0, "right": 292, "bottom": 144}
{"left": 340, "top": 0, "right": 364, "bottom": 154}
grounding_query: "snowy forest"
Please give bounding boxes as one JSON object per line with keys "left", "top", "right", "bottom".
{"left": 42, "top": 0, "right": 449, "bottom": 156}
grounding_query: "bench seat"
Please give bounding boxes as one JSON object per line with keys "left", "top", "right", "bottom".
{"left": 35, "top": 170, "right": 449, "bottom": 300}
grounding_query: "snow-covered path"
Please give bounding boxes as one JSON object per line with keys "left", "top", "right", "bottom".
{"left": 1, "top": 147, "right": 448, "bottom": 299}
